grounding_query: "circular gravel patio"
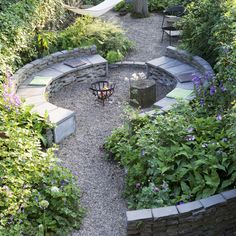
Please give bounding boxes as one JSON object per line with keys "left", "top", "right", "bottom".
{"left": 50, "top": 10, "right": 179, "bottom": 236}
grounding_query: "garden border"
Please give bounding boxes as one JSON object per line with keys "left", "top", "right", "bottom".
{"left": 126, "top": 47, "right": 236, "bottom": 235}
{"left": 127, "top": 189, "right": 236, "bottom": 235}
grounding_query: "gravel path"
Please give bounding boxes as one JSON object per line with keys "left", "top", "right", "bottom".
{"left": 51, "top": 10, "right": 177, "bottom": 236}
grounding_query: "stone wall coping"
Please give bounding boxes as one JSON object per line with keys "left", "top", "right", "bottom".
{"left": 109, "top": 61, "right": 147, "bottom": 69}
{"left": 127, "top": 189, "right": 236, "bottom": 226}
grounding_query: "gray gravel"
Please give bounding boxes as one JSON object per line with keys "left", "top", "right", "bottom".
{"left": 51, "top": 10, "right": 176, "bottom": 236}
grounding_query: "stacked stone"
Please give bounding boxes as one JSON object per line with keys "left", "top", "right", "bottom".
{"left": 165, "top": 46, "right": 214, "bottom": 76}
{"left": 126, "top": 209, "right": 153, "bottom": 236}
{"left": 12, "top": 45, "right": 97, "bottom": 92}
{"left": 126, "top": 189, "right": 236, "bottom": 235}
{"left": 14, "top": 45, "right": 108, "bottom": 143}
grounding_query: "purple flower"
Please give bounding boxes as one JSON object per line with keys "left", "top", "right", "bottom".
{"left": 202, "top": 143, "right": 208, "bottom": 148}
{"left": 3, "top": 70, "right": 21, "bottom": 109}
{"left": 204, "top": 72, "right": 214, "bottom": 81}
{"left": 153, "top": 187, "right": 160, "bottom": 193}
{"left": 185, "top": 135, "right": 195, "bottom": 141}
{"left": 209, "top": 85, "right": 216, "bottom": 96}
{"left": 192, "top": 75, "right": 202, "bottom": 90}
{"left": 222, "top": 138, "right": 228, "bottom": 142}
{"left": 219, "top": 81, "right": 227, "bottom": 92}
{"left": 177, "top": 201, "right": 185, "bottom": 205}
{"left": 187, "top": 127, "right": 194, "bottom": 133}
{"left": 199, "top": 98, "right": 205, "bottom": 107}
{"left": 216, "top": 114, "right": 222, "bottom": 121}
{"left": 140, "top": 149, "right": 145, "bottom": 157}
{"left": 135, "top": 183, "right": 141, "bottom": 189}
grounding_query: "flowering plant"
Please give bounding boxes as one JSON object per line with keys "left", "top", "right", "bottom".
{"left": 192, "top": 72, "right": 233, "bottom": 115}
{"left": 125, "top": 72, "right": 146, "bottom": 82}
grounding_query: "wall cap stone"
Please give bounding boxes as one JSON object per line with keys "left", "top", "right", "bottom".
{"left": 126, "top": 209, "right": 152, "bottom": 222}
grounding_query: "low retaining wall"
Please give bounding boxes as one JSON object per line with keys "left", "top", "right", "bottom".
{"left": 14, "top": 45, "right": 108, "bottom": 143}
{"left": 127, "top": 189, "right": 236, "bottom": 236}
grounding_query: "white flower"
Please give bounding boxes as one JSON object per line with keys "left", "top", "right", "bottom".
{"left": 39, "top": 200, "right": 49, "bottom": 209}
{"left": 51, "top": 186, "right": 60, "bottom": 193}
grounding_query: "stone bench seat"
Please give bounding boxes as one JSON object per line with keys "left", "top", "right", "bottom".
{"left": 144, "top": 46, "right": 214, "bottom": 113}
{"left": 14, "top": 46, "right": 108, "bottom": 143}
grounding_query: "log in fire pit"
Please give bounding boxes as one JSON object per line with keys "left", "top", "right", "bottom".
{"left": 90, "top": 80, "right": 115, "bottom": 106}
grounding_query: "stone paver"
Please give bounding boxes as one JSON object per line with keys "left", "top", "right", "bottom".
{"left": 152, "top": 206, "right": 179, "bottom": 219}
{"left": 154, "top": 97, "right": 177, "bottom": 108}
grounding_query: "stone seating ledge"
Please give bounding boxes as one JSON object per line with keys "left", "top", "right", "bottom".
{"left": 142, "top": 46, "right": 214, "bottom": 115}
{"left": 14, "top": 45, "right": 108, "bottom": 143}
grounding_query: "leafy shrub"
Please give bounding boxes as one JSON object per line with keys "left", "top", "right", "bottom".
{"left": 148, "top": 0, "right": 189, "bottom": 12}
{"left": 191, "top": 73, "right": 234, "bottom": 115}
{"left": 114, "top": 0, "right": 133, "bottom": 12}
{"left": 105, "top": 103, "right": 236, "bottom": 209}
{"left": 0, "top": 0, "right": 65, "bottom": 75}
{"left": 114, "top": 0, "right": 189, "bottom": 13}
{"left": 106, "top": 50, "right": 124, "bottom": 63}
{"left": 54, "top": 16, "right": 133, "bottom": 63}
{"left": 180, "top": 0, "right": 236, "bottom": 111}
{"left": 0, "top": 75, "right": 84, "bottom": 235}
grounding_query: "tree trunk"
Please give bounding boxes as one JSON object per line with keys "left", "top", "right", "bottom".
{"left": 132, "top": 0, "right": 149, "bottom": 18}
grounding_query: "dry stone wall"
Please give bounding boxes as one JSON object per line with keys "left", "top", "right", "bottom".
{"left": 127, "top": 189, "right": 236, "bottom": 236}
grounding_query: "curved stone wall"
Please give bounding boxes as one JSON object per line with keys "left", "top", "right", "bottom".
{"left": 126, "top": 47, "right": 236, "bottom": 235}
{"left": 14, "top": 45, "right": 108, "bottom": 143}
{"left": 127, "top": 189, "right": 236, "bottom": 236}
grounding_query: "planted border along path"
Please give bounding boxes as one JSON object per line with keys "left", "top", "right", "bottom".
{"left": 51, "top": 11, "right": 172, "bottom": 236}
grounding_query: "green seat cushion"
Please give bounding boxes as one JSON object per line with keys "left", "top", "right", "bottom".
{"left": 29, "top": 76, "right": 52, "bottom": 86}
{"left": 166, "top": 88, "right": 193, "bottom": 99}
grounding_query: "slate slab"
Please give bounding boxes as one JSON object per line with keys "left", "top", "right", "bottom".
{"left": 17, "top": 86, "right": 46, "bottom": 98}
{"left": 166, "top": 64, "right": 196, "bottom": 75}
{"left": 32, "top": 102, "right": 58, "bottom": 116}
{"left": 126, "top": 209, "right": 152, "bottom": 222}
{"left": 147, "top": 56, "right": 176, "bottom": 68}
{"left": 51, "top": 63, "right": 76, "bottom": 73}
{"left": 86, "top": 54, "right": 107, "bottom": 65}
{"left": 200, "top": 194, "right": 226, "bottom": 209}
{"left": 177, "top": 201, "right": 203, "bottom": 214}
{"left": 176, "top": 82, "right": 194, "bottom": 90}
{"left": 34, "top": 68, "right": 63, "bottom": 79}
{"left": 166, "top": 87, "right": 193, "bottom": 99}
{"left": 24, "top": 95, "right": 46, "bottom": 106}
{"left": 152, "top": 206, "right": 178, "bottom": 220}
{"left": 175, "top": 69, "right": 201, "bottom": 83}
{"left": 48, "top": 107, "right": 75, "bottom": 125}
{"left": 221, "top": 189, "right": 236, "bottom": 201}
{"left": 154, "top": 97, "right": 177, "bottom": 108}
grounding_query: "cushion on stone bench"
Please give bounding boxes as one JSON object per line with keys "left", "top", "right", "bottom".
{"left": 166, "top": 87, "right": 193, "bottom": 99}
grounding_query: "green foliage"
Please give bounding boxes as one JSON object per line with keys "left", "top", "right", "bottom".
{"left": 54, "top": 16, "right": 133, "bottom": 62}
{"left": 0, "top": 0, "right": 65, "bottom": 75}
{"left": 180, "top": 0, "right": 236, "bottom": 111}
{"left": 0, "top": 79, "right": 84, "bottom": 234}
{"left": 105, "top": 102, "right": 236, "bottom": 209}
{"left": 106, "top": 50, "right": 124, "bottom": 63}
{"left": 180, "top": 0, "right": 236, "bottom": 69}
{"left": 148, "top": 0, "right": 189, "bottom": 12}
{"left": 114, "top": 0, "right": 189, "bottom": 13}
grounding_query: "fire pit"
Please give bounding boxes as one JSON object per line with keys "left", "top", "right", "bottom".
{"left": 90, "top": 80, "right": 115, "bottom": 106}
